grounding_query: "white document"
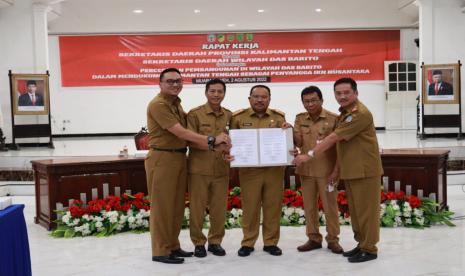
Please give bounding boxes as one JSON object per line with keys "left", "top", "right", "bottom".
{"left": 230, "top": 128, "right": 294, "bottom": 167}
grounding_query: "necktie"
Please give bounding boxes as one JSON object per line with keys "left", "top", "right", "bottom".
{"left": 434, "top": 83, "right": 439, "bottom": 95}
{"left": 32, "top": 94, "right": 36, "bottom": 106}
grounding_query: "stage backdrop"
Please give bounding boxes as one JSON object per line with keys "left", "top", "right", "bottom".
{"left": 59, "top": 30, "right": 400, "bottom": 87}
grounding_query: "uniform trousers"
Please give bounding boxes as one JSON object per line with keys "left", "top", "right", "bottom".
{"left": 344, "top": 176, "right": 381, "bottom": 254}
{"left": 239, "top": 167, "right": 285, "bottom": 247}
{"left": 145, "top": 150, "right": 187, "bottom": 256}
{"left": 300, "top": 176, "right": 340, "bottom": 244}
{"left": 189, "top": 174, "right": 229, "bottom": 246}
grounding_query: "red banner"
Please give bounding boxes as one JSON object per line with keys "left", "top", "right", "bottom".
{"left": 59, "top": 30, "right": 399, "bottom": 87}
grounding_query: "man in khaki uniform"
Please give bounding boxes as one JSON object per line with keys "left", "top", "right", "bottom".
{"left": 293, "top": 86, "right": 343, "bottom": 254}
{"left": 230, "top": 85, "right": 291, "bottom": 257}
{"left": 187, "top": 79, "right": 232, "bottom": 257}
{"left": 293, "top": 77, "right": 383, "bottom": 263}
{"left": 145, "top": 68, "right": 230, "bottom": 264}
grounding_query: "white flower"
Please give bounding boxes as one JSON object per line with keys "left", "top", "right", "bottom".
{"left": 127, "top": 216, "right": 136, "bottom": 224}
{"left": 143, "top": 220, "right": 149, "bottom": 228}
{"left": 62, "top": 214, "right": 70, "bottom": 224}
{"left": 82, "top": 214, "right": 90, "bottom": 221}
{"left": 95, "top": 221, "right": 103, "bottom": 228}
{"left": 405, "top": 218, "right": 412, "bottom": 224}
{"left": 380, "top": 203, "right": 386, "bottom": 209}
{"left": 184, "top": 208, "right": 190, "bottom": 217}
{"left": 283, "top": 208, "right": 294, "bottom": 216}
{"left": 230, "top": 208, "right": 238, "bottom": 217}
{"left": 298, "top": 217, "right": 305, "bottom": 224}
{"left": 395, "top": 216, "right": 402, "bottom": 225}
{"left": 204, "top": 214, "right": 210, "bottom": 222}
{"left": 119, "top": 215, "right": 127, "bottom": 224}
{"left": 413, "top": 208, "right": 424, "bottom": 217}
{"left": 296, "top": 208, "right": 305, "bottom": 216}
{"left": 228, "top": 218, "right": 235, "bottom": 224}
{"left": 237, "top": 209, "right": 243, "bottom": 216}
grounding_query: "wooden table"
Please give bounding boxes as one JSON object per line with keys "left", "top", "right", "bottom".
{"left": 32, "top": 156, "right": 146, "bottom": 230}
{"left": 379, "top": 148, "right": 449, "bottom": 210}
{"left": 32, "top": 148, "right": 449, "bottom": 230}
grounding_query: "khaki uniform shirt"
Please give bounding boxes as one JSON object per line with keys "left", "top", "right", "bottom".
{"left": 334, "top": 100, "right": 383, "bottom": 180}
{"left": 146, "top": 92, "right": 187, "bottom": 149}
{"left": 294, "top": 109, "right": 337, "bottom": 177}
{"left": 230, "top": 107, "right": 286, "bottom": 170}
{"left": 187, "top": 103, "right": 232, "bottom": 176}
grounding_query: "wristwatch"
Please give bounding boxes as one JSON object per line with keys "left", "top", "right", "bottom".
{"left": 307, "top": 150, "right": 315, "bottom": 158}
{"left": 207, "top": 135, "right": 216, "bottom": 151}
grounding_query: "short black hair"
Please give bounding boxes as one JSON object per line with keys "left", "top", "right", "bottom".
{"left": 26, "top": 80, "right": 37, "bottom": 86}
{"left": 301, "top": 86, "right": 322, "bottom": 101}
{"left": 432, "top": 70, "right": 443, "bottom": 76}
{"left": 334, "top": 77, "right": 357, "bottom": 91}
{"left": 160, "top": 68, "right": 181, "bottom": 81}
{"left": 249, "top": 84, "right": 271, "bottom": 96}
{"left": 205, "top": 78, "right": 226, "bottom": 93}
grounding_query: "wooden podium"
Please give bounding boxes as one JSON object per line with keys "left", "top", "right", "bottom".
{"left": 32, "top": 156, "right": 147, "bottom": 230}
{"left": 32, "top": 149, "right": 449, "bottom": 230}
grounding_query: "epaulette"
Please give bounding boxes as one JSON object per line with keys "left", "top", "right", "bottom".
{"left": 351, "top": 106, "right": 358, "bottom": 113}
{"left": 296, "top": 112, "right": 307, "bottom": 117}
{"left": 187, "top": 105, "right": 202, "bottom": 114}
{"left": 232, "top": 109, "right": 246, "bottom": 116}
{"left": 223, "top": 107, "right": 232, "bottom": 114}
{"left": 272, "top": 108, "right": 285, "bottom": 117}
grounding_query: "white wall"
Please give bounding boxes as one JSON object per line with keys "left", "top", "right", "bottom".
{"left": 419, "top": 0, "right": 465, "bottom": 133}
{"left": 0, "top": 0, "right": 49, "bottom": 143}
{"left": 47, "top": 29, "right": 418, "bottom": 135}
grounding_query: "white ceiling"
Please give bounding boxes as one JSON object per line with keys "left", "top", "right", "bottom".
{"left": 41, "top": 0, "right": 419, "bottom": 34}
{"left": 0, "top": 0, "right": 420, "bottom": 33}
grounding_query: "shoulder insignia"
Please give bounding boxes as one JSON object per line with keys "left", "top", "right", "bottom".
{"left": 296, "top": 112, "right": 307, "bottom": 117}
{"left": 272, "top": 108, "right": 285, "bottom": 117}
{"left": 189, "top": 105, "right": 202, "bottom": 112}
{"left": 351, "top": 106, "right": 358, "bottom": 113}
{"left": 223, "top": 107, "right": 232, "bottom": 113}
{"left": 232, "top": 109, "right": 246, "bottom": 117}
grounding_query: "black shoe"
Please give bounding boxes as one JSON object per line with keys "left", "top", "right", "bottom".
{"left": 342, "top": 247, "right": 361, "bottom": 257}
{"left": 238, "top": 246, "right": 254, "bottom": 257}
{"left": 348, "top": 251, "right": 377, "bottom": 263}
{"left": 171, "top": 248, "right": 194, "bottom": 258}
{"left": 208, "top": 244, "right": 226, "bottom": 256}
{"left": 152, "top": 255, "right": 184, "bottom": 264}
{"left": 263, "top": 245, "right": 282, "bottom": 256}
{"left": 194, "top": 245, "right": 207, "bottom": 258}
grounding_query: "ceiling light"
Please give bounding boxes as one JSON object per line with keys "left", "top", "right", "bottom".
{"left": 315, "top": 8, "right": 322, "bottom": 13}
{"left": 194, "top": 9, "right": 200, "bottom": 13}
{"left": 133, "top": 9, "right": 143, "bottom": 14}
{"left": 227, "top": 23, "right": 236, "bottom": 27}
{"left": 257, "top": 9, "right": 265, "bottom": 13}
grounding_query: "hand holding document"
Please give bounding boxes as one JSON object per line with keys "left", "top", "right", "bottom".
{"left": 229, "top": 128, "right": 294, "bottom": 167}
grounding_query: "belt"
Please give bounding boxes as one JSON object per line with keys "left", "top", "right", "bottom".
{"left": 150, "top": 146, "right": 187, "bottom": 153}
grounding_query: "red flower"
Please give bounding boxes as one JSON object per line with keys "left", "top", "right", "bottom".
{"left": 380, "top": 191, "right": 387, "bottom": 203}
{"left": 396, "top": 191, "right": 406, "bottom": 201}
{"left": 134, "top": 192, "right": 144, "bottom": 200}
{"left": 69, "top": 205, "right": 83, "bottom": 217}
{"left": 317, "top": 198, "right": 324, "bottom": 210}
{"left": 291, "top": 195, "right": 304, "bottom": 208}
{"left": 337, "top": 192, "right": 348, "bottom": 206}
{"left": 386, "top": 191, "right": 397, "bottom": 200}
{"left": 407, "top": 195, "right": 421, "bottom": 209}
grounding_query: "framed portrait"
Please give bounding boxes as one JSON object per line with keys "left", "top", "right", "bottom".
{"left": 11, "top": 73, "right": 50, "bottom": 115}
{"left": 422, "top": 63, "right": 460, "bottom": 104}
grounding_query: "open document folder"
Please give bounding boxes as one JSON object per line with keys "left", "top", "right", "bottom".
{"left": 229, "top": 128, "right": 294, "bottom": 167}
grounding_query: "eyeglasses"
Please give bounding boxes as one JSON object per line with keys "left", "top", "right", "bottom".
{"left": 250, "top": 95, "right": 269, "bottom": 100}
{"left": 303, "top": 99, "right": 321, "bottom": 105}
{"left": 163, "top": 79, "right": 183, "bottom": 85}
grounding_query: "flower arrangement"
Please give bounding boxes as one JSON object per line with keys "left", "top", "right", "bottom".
{"left": 380, "top": 191, "right": 455, "bottom": 228}
{"left": 52, "top": 187, "right": 454, "bottom": 238}
{"left": 51, "top": 193, "right": 150, "bottom": 238}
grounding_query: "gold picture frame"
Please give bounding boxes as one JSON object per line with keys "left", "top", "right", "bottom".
{"left": 11, "top": 73, "right": 50, "bottom": 115}
{"left": 422, "top": 63, "right": 460, "bottom": 104}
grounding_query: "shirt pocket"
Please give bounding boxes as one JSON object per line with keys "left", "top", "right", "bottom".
{"left": 199, "top": 124, "right": 213, "bottom": 135}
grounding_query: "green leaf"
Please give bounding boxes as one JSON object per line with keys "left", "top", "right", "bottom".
{"left": 64, "top": 229, "right": 76, "bottom": 238}
{"left": 50, "top": 229, "right": 66, "bottom": 238}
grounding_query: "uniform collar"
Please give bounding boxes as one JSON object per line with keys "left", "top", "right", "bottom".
{"left": 306, "top": 108, "right": 326, "bottom": 121}
{"left": 247, "top": 107, "right": 271, "bottom": 117}
{"left": 339, "top": 100, "right": 359, "bottom": 114}
{"left": 158, "top": 92, "right": 181, "bottom": 105}
{"left": 203, "top": 103, "right": 224, "bottom": 116}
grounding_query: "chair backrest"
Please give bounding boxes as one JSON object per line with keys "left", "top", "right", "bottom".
{"left": 134, "top": 127, "right": 149, "bottom": 150}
